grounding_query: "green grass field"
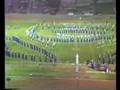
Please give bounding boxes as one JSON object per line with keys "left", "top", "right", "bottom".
{"left": 5, "top": 18, "right": 116, "bottom": 63}
{"left": 5, "top": 15, "right": 116, "bottom": 88}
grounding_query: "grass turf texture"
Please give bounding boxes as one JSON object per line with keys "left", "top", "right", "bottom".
{"left": 5, "top": 15, "right": 116, "bottom": 85}
{"left": 6, "top": 59, "right": 115, "bottom": 80}
{"left": 5, "top": 20, "right": 116, "bottom": 63}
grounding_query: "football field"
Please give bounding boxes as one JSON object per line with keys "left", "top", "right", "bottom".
{"left": 5, "top": 14, "right": 116, "bottom": 90}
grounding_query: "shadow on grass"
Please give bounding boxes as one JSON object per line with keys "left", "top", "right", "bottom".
{"left": 5, "top": 88, "right": 19, "bottom": 90}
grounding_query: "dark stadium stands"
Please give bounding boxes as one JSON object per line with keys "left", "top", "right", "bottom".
{"left": 5, "top": 0, "right": 115, "bottom": 14}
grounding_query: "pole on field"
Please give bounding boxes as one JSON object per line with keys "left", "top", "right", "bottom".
{"left": 75, "top": 53, "right": 80, "bottom": 89}
{"left": 75, "top": 53, "right": 80, "bottom": 78}
{"left": 75, "top": 25, "right": 80, "bottom": 75}
{"left": 75, "top": 53, "right": 79, "bottom": 73}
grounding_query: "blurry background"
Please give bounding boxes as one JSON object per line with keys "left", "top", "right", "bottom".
{"left": 5, "top": 0, "right": 116, "bottom": 15}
